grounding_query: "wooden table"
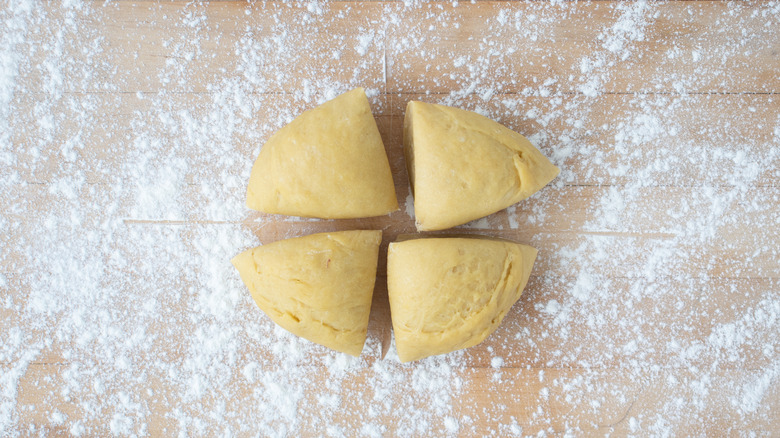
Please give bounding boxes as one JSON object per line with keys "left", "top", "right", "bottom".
{"left": 2, "top": 1, "right": 778, "bottom": 436}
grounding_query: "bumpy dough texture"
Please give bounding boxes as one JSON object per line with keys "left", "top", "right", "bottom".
{"left": 403, "top": 100, "right": 560, "bottom": 231}
{"left": 247, "top": 88, "right": 398, "bottom": 218}
{"left": 231, "top": 230, "right": 382, "bottom": 357}
{"left": 387, "top": 237, "right": 537, "bottom": 362}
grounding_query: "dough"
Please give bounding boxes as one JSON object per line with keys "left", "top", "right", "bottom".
{"left": 246, "top": 88, "right": 398, "bottom": 218}
{"left": 387, "top": 236, "right": 537, "bottom": 362}
{"left": 403, "top": 101, "right": 560, "bottom": 231}
{"left": 231, "top": 230, "right": 382, "bottom": 356}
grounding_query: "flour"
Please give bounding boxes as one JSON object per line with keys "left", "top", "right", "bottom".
{"left": 1, "top": 0, "right": 779, "bottom": 436}
{"left": 404, "top": 193, "right": 415, "bottom": 219}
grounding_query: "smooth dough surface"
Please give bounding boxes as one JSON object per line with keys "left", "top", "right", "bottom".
{"left": 247, "top": 88, "right": 398, "bottom": 218}
{"left": 403, "top": 100, "right": 560, "bottom": 231}
{"left": 231, "top": 230, "right": 382, "bottom": 356}
{"left": 387, "top": 237, "right": 537, "bottom": 362}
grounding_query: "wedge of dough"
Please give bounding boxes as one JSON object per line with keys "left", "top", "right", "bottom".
{"left": 387, "top": 236, "right": 537, "bottom": 362}
{"left": 403, "top": 101, "right": 560, "bottom": 231}
{"left": 247, "top": 88, "right": 398, "bottom": 218}
{"left": 231, "top": 230, "right": 382, "bottom": 356}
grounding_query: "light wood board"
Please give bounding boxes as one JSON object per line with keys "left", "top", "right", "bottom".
{"left": 2, "top": 1, "right": 779, "bottom": 436}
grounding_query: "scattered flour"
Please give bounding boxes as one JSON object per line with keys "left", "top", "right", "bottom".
{"left": 1, "top": 0, "right": 778, "bottom": 436}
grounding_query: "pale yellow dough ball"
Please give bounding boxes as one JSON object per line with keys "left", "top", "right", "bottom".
{"left": 387, "top": 236, "right": 537, "bottom": 362}
{"left": 232, "top": 230, "right": 382, "bottom": 356}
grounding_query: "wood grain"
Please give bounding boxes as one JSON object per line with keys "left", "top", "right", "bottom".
{"left": 10, "top": 92, "right": 779, "bottom": 186}
{"left": 386, "top": 1, "right": 780, "bottom": 94}
{"left": 4, "top": 1, "right": 778, "bottom": 436}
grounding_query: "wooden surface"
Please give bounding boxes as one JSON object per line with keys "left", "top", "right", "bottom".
{"left": 2, "top": 1, "right": 779, "bottom": 436}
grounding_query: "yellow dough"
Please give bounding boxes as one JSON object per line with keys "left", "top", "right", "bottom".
{"left": 246, "top": 88, "right": 398, "bottom": 218}
{"left": 387, "top": 236, "right": 537, "bottom": 362}
{"left": 403, "top": 101, "right": 560, "bottom": 231}
{"left": 231, "top": 230, "right": 382, "bottom": 356}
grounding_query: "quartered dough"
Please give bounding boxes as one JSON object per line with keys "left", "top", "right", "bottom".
{"left": 246, "top": 88, "right": 398, "bottom": 218}
{"left": 231, "top": 230, "right": 382, "bottom": 356}
{"left": 387, "top": 236, "right": 537, "bottom": 362}
{"left": 403, "top": 101, "right": 560, "bottom": 231}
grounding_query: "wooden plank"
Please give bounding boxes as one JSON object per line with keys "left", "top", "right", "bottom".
{"left": 23, "top": 274, "right": 780, "bottom": 369}
{"left": 7, "top": 92, "right": 394, "bottom": 185}
{"left": 6, "top": 229, "right": 777, "bottom": 369}
{"left": 2, "top": 1, "right": 778, "bottom": 436}
{"left": 16, "top": 1, "right": 386, "bottom": 95}
{"left": 388, "top": 93, "right": 780, "bottom": 188}
{"left": 9, "top": 91, "right": 778, "bottom": 186}
{"left": 13, "top": 362, "right": 780, "bottom": 436}
{"left": 12, "top": 363, "right": 177, "bottom": 436}
{"left": 13, "top": 2, "right": 780, "bottom": 95}
{"left": 3, "top": 183, "right": 777, "bottom": 277}
{"left": 387, "top": 1, "right": 780, "bottom": 94}
{"left": 452, "top": 366, "right": 780, "bottom": 436}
